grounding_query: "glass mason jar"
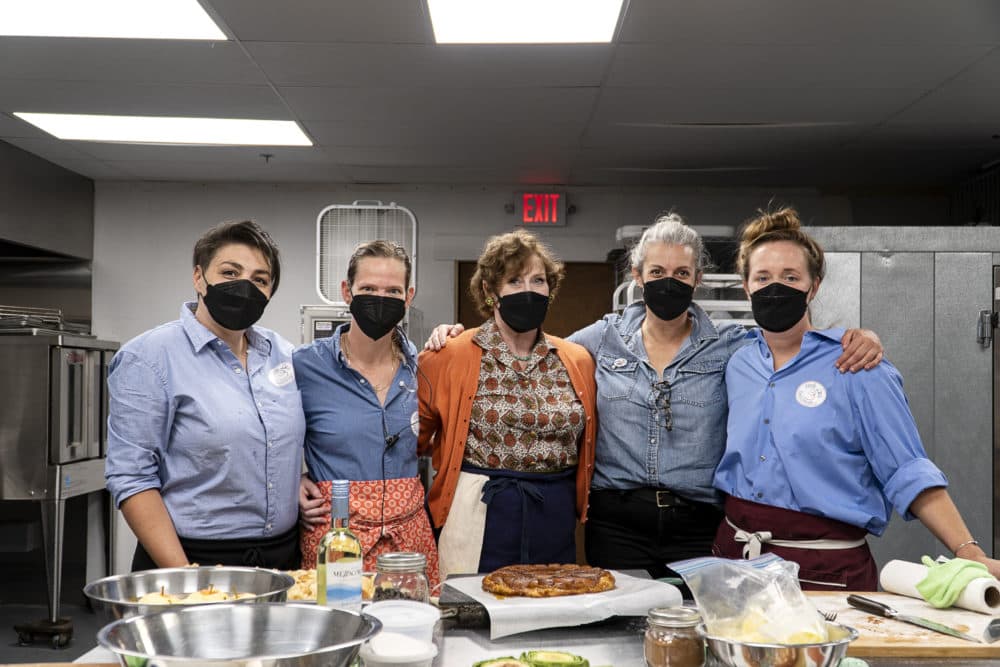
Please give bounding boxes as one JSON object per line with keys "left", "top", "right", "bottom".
{"left": 644, "top": 606, "right": 705, "bottom": 667}
{"left": 372, "top": 552, "right": 430, "bottom": 603}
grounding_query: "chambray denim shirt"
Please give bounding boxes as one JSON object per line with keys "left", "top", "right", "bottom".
{"left": 714, "top": 328, "right": 948, "bottom": 535}
{"left": 569, "top": 302, "right": 746, "bottom": 505}
{"left": 294, "top": 324, "right": 420, "bottom": 483}
{"left": 105, "top": 303, "right": 305, "bottom": 540}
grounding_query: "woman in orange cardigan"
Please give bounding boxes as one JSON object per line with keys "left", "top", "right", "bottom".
{"left": 417, "top": 230, "right": 597, "bottom": 578}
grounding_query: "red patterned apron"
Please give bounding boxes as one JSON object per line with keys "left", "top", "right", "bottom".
{"left": 300, "top": 477, "right": 440, "bottom": 587}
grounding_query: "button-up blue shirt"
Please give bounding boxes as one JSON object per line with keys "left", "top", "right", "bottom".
{"left": 294, "top": 324, "right": 420, "bottom": 482}
{"left": 569, "top": 302, "right": 746, "bottom": 505}
{"left": 105, "top": 303, "right": 305, "bottom": 540}
{"left": 714, "top": 327, "right": 947, "bottom": 535}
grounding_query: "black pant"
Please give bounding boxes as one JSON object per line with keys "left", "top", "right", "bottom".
{"left": 585, "top": 488, "right": 723, "bottom": 583}
{"left": 132, "top": 525, "right": 301, "bottom": 572}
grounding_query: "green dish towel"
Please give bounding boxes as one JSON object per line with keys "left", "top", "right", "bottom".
{"left": 915, "top": 555, "right": 991, "bottom": 608}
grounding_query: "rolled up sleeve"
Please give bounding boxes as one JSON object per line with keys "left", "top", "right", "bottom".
{"left": 105, "top": 351, "right": 170, "bottom": 507}
{"left": 852, "top": 364, "right": 948, "bottom": 520}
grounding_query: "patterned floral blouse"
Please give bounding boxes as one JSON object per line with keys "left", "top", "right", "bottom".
{"left": 463, "top": 319, "right": 585, "bottom": 473}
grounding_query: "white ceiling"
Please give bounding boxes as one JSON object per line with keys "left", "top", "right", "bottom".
{"left": 1, "top": 0, "right": 999, "bottom": 187}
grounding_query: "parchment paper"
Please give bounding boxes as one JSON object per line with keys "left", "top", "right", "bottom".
{"left": 445, "top": 570, "right": 682, "bottom": 639}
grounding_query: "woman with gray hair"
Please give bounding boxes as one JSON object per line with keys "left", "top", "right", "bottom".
{"left": 426, "top": 212, "right": 882, "bottom": 580}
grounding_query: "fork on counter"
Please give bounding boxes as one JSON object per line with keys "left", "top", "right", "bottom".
{"left": 820, "top": 610, "right": 838, "bottom": 622}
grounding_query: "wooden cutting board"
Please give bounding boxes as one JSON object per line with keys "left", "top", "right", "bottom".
{"left": 807, "top": 591, "right": 1000, "bottom": 657}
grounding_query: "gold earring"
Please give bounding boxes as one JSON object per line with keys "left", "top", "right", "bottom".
{"left": 485, "top": 296, "right": 495, "bottom": 307}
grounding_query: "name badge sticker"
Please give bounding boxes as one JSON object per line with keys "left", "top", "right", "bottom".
{"left": 269, "top": 362, "right": 295, "bottom": 388}
{"left": 795, "top": 380, "right": 827, "bottom": 408}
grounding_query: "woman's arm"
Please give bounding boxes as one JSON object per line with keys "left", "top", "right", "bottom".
{"left": 838, "top": 329, "right": 884, "bottom": 373}
{"left": 910, "top": 487, "right": 1000, "bottom": 578}
{"left": 120, "top": 489, "right": 188, "bottom": 567}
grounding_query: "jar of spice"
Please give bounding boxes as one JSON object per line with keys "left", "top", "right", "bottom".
{"left": 644, "top": 606, "right": 705, "bottom": 667}
{"left": 372, "top": 552, "right": 430, "bottom": 603}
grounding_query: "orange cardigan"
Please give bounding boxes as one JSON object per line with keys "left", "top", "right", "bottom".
{"left": 417, "top": 328, "right": 597, "bottom": 529}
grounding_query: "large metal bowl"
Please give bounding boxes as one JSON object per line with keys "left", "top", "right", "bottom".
{"left": 701, "top": 621, "right": 858, "bottom": 667}
{"left": 84, "top": 566, "right": 295, "bottom": 624}
{"left": 97, "top": 603, "right": 382, "bottom": 667}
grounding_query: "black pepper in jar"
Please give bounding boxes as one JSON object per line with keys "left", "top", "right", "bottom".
{"left": 372, "top": 552, "right": 430, "bottom": 604}
{"left": 644, "top": 606, "right": 705, "bottom": 667}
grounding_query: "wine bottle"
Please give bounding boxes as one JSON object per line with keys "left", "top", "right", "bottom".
{"left": 316, "top": 479, "right": 363, "bottom": 611}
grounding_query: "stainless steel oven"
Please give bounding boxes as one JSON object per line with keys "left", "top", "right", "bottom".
{"left": 0, "top": 328, "right": 118, "bottom": 637}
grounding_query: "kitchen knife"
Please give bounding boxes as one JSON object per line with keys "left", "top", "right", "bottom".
{"left": 847, "top": 594, "right": 983, "bottom": 643}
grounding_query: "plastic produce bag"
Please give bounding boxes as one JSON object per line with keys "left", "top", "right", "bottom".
{"left": 671, "top": 554, "right": 828, "bottom": 644}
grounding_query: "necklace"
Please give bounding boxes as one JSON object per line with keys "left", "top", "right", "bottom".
{"left": 341, "top": 334, "right": 399, "bottom": 392}
{"left": 510, "top": 351, "right": 533, "bottom": 362}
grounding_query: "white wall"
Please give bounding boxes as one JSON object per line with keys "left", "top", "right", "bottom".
{"left": 93, "top": 181, "right": 859, "bottom": 346}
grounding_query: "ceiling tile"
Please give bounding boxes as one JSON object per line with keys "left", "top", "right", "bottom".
{"left": 95, "top": 159, "right": 352, "bottom": 182}
{"left": 619, "top": 0, "right": 1000, "bottom": 45}
{"left": 0, "top": 80, "right": 288, "bottom": 119}
{"left": 3, "top": 136, "right": 103, "bottom": 163}
{"left": 343, "top": 165, "right": 562, "bottom": 185}
{"left": 606, "top": 43, "right": 993, "bottom": 89}
{"left": 247, "top": 43, "right": 611, "bottom": 87}
{"left": 42, "top": 158, "right": 135, "bottom": 180}
{"left": 890, "top": 85, "right": 1000, "bottom": 127}
{"left": 590, "top": 87, "right": 925, "bottom": 125}
{"left": 65, "top": 143, "right": 328, "bottom": 164}
{"left": 326, "top": 144, "right": 578, "bottom": 169}
{"left": 280, "top": 86, "right": 598, "bottom": 124}
{"left": 0, "top": 37, "right": 264, "bottom": 84}
{"left": 208, "top": 0, "right": 431, "bottom": 43}
{"left": 304, "top": 119, "right": 583, "bottom": 148}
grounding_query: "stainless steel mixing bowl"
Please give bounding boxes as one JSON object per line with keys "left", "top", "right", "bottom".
{"left": 701, "top": 621, "right": 859, "bottom": 667}
{"left": 97, "top": 603, "right": 382, "bottom": 667}
{"left": 84, "top": 566, "right": 295, "bottom": 624}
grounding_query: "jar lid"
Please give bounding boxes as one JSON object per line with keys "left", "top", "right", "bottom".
{"left": 647, "top": 606, "right": 701, "bottom": 628}
{"left": 376, "top": 552, "right": 427, "bottom": 572}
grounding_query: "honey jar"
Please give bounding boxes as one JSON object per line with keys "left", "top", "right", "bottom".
{"left": 644, "top": 606, "right": 705, "bottom": 667}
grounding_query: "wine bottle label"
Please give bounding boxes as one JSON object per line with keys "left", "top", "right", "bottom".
{"left": 325, "top": 558, "right": 363, "bottom": 610}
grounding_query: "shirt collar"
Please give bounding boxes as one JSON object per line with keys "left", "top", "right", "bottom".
{"left": 472, "top": 318, "right": 554, "bottom": 357}
{"left": 618, "top": 300, "right": 721, "bottom": 345}
{"left": 333, "top": 322, "right": 416, "bottom": 370}
{"left": 180, "top": 301, "right": 270, "bottom": 355}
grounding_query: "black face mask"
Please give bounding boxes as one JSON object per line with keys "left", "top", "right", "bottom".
{"left": 643, "top": 277, "right": 694, "bottom": 321}
{"left": 202, "top": 279, "right": 269, "bottom": 331}
{"left": 350, "top": 294, "right": 406, "bottom": 340}
{"left": 750, "top": 282, "right": 810, "bottom": 332}
{"left": 497, "top": 291, "right": 549, "bottom": 333}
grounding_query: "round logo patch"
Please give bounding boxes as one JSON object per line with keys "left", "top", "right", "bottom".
{"left": 268, "top": 362, "right": 295, "bottom": 388}
{"left": 410, "top": 410, "right": 420, "bottom": 436}
{"left": 795, "top": 381, "right": 827, "bottom": 408}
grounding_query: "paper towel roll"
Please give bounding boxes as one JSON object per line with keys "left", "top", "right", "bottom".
{"left": 879, "top": 559, "right": 1000, "bottom": 615}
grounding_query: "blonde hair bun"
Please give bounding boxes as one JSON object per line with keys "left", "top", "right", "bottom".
{"left": 736, "top": 206, "right": 825, "bottom": 282}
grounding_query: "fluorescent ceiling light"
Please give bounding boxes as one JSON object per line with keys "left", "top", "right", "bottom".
{"left": 1, "top": 0, "right": 227, "bottom": 40}
{"left": 14, "top": 113, "right": 312, "bottom": 146}
{"left": 428, "top": 0, "right": 625, "bottom": 44}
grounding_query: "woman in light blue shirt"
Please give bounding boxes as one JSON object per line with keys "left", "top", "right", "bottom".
{"left": 713, "top": 207, "right": 1000, "bottom": 587}
{"left": 295, "top": 241, "right": 439, "bottom": 585}
{"left": 105, "top": 221, "right": 305, "bottom": 571}
{"left": 427, "top": 213, "right": 882, "bottom": 579}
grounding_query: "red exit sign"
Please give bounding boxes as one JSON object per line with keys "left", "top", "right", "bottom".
{"left": 517, "top": 192, "right": 566, "bottom": 226}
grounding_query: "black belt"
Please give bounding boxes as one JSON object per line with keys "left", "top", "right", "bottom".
{"left": 594, "top": 487, "right": 694, "bottom": 508}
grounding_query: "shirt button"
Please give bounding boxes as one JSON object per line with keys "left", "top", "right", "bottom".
{"left": 234, "top": 367, "right": 242, "bottom": 374}
{"left": 265, "top": 522, "right": 272, "bottom": 530}
{"left": 267, "top": 441, "right": 273, "bottom": 448}
{"left": 267, "top": 482, "right": 273, "bottom": 489}
{"left": 769, "top": 382, "right": 775, "bottom": 388}
{"left": 760, "top": 455, "right": 766, "bottom": 462}
{"left": 763, "top": 418, "right": 770, "bottom": 424}
{"left": 649, "top": 438, "right": 655, "bottom": 444}
{"left": 360, "top": 379, "right": 366, "bottom": 384}
{"left": 257, "top": 401, "right": 263, "bottom": 408}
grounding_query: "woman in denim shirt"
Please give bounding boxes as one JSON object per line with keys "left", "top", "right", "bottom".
{"left": 426, "top": 214, "right": 881, "bottom": 579}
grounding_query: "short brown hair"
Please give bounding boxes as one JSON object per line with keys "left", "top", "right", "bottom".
{"left": 346, "top": 240, "right": 412, "bottom": 288}
{"left": 193, "top": 220, "right": 281, "bottom": 293}
{"left": 469, "top": 229, "right": 565, "bottom": 318}
{"left": 736, "top": 206, "right": 825, "bottom": 283}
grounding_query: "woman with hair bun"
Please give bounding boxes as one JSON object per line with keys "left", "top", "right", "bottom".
{"left": 713, "top": 207, "right": 1000, "bottom": 588}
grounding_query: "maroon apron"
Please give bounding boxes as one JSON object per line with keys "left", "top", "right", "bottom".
{"left": 713, "top": 495, "right": 877, "bottom": 591}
